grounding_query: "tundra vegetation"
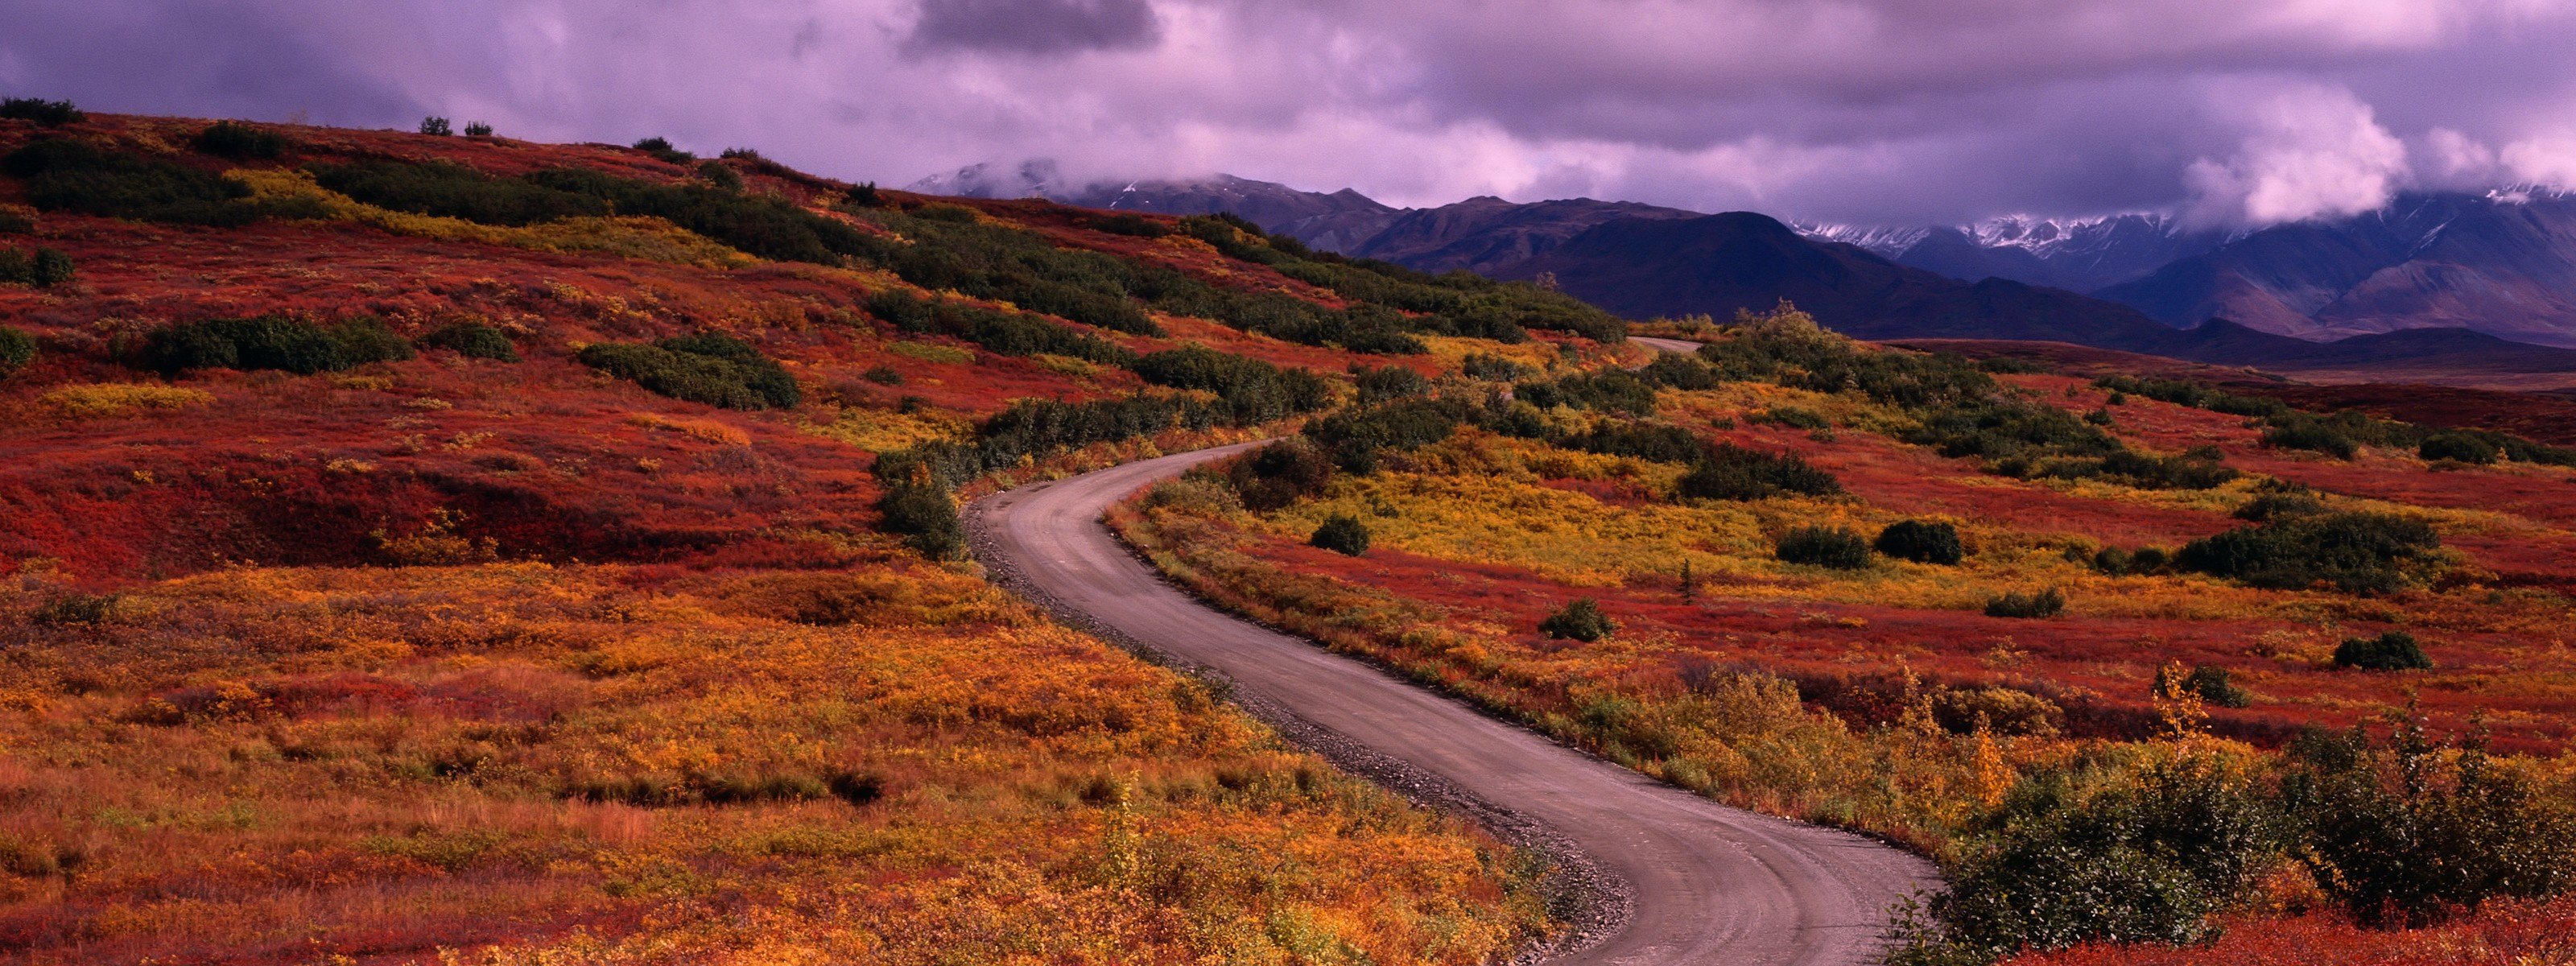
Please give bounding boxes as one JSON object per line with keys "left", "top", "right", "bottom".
{"left": 0, "top": 111, "right": 1589, "bottom": 964}
{"left": 1113, "top": 304, "right": 2576, "bottom": 964}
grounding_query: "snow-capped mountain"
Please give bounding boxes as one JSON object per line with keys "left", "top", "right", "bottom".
{"left": 904, "top": 159, "right": 1074, "bottom": 200}
{"left": 1798, "top": 213, "right": 2223, "bottom": 293}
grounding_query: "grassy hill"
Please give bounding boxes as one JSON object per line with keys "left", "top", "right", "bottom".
{"left": 0, "top": 109, "right": 1599, "bottom": 964}
{"left": 1116, "top": 306, "right": 2576, "bottom": 964}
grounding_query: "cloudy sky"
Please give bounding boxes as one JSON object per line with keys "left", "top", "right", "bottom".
{"left": 7, "top": 0, "right": 2575, "bottom": 226}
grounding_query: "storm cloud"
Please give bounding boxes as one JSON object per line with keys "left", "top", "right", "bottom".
{"left": 4, "top": 0, "right": 2574, "bottom": 226}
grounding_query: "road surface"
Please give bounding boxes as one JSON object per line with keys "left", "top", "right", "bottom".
{"left": 965, "top": 335, "right": 1936, "bottom": 964}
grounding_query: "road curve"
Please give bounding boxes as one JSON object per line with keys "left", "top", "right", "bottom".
{"left": 966, "top": 414, "right": 1937, "bottom": 963}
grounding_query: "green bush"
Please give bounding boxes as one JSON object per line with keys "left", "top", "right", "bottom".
{"left": 2285, "top": 724, "right": 2575, "bottom": 926}
{"left": 577, "top": 333, "right": 799, "bottom": 410}
{"left": 2263, "top": 419, "right": 2360, "bottom": 458}
{"left": 0, "top": 98, "right": 83, "bottom": 126}
{"left": 1555, "top": 420, "right": 1707, "bottom": 464}
{"left": 193, "top": 121, "right": 287, "bottom": 159}
{"left": 2051, "top": 448, "right": 2239, "bottom": 490}
{"left": 464, "top": 122, "right": 494, "bottom": 138}
{"left": 2419, "top": 432, "right": 2500, "bottom": 464}
{"left": 1774, "top": 526, "right": 1871, "bottom": 569}
{"left": 1763, "top": 405, "right": 1829, "bottom": 430}
{"left": 1876, "top": 520, "right": 1964, "bottom": 564}
{"left": 1637, "top": 353, "right": 1723, "bottom": 390}
{"left": 1304, "top": 397, "right": 1472, "bottom": 473}
{"left": 420, "top": 116, "right": 452, "bottom": 136}
{"left": 1462, "top": 353, "right": 1534, "bottom": 382}
{"left": 0, "top": 325, "right": 35, "bottom": 379}
{"left": 1225, "top": 440, "right": 1335, "bottom": 511}
{"left": 1309, "top": 514, "right": 1372, "bottom": 555}
{"left": 328, "top": 316, "right": 415, "bottom": 365}
{"left": 0, "top": 246, "right": 73, "bottom": 287}
{"left": 861, "top": 365, "right": 904, "bottom": 386}
{"left": 1515, "top": 369, "right": 1657, "bottom": 416}
{"left": 1131, "top": 345, "right": 1334, "bottom": 423}
{"left": 6, "top": 138, "right": 313, "bottom": 226}
{"left": 2178, "top": 512, "right": 2441, "bottom": 594}
{"left": 2089, "top": 546, "right": 2170, "bottom": 576}
{"left": 419, "top": 321, "right": 519, "bottom": 361}
{"left": 1354, "top": 365, "right": 1430, "bottom": 406}
{"left": 876, "top": 482, "right": 964, "bottom": 559}
{"left": 316, "top": 161, "right": 608, "bottom": 227}
{"left": 2157, "top": 664, "right": 2251, "bottom": 708}
{"left": 696, "top": 160, "right": 744, "bottom": 192}
{"left": 2333, "top": 631, "right": 2433, "bottom": 671}
{"left": 142, "top": 315, "right": 409, "bottom": 375}
{"left": 1539, "top": 598, "right": 1616, "bottom": 642}
{"left": 1984, "top": 588, "right": 2065, "bottom": 618}
{"left": 1894, "top": 758, "right": 2277, "bottom": 960}
{"left": 865, "top": 290, "right": 1133, "bottom": 365}
{"left": 1674, "top": 444, "right": 1842, "bottom": 502}
{"left": 634, "top": 137, "right": 694, "bottom": 165}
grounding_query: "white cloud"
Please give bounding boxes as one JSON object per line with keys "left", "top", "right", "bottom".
{"left": 2183, "top": 82, "right": 2411, "bottom": 225}
{"left": 2500, "top": 130, "right": 2576, "bottom": 187}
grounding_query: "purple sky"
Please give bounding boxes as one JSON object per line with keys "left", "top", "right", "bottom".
{"left": 7, "top": 0, "right": 2575, "bottom": 225}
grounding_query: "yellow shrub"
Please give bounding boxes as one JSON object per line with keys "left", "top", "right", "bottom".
{"left": 40, "top": 382, "right": 216, "bottom": 418}
{"left": 887, "top": 341, "right": 974, "bottom": 365}
{"left": 802, "top": 407, "right": 968, "bottom": 453}
{"left": 628, "top": 412, "right": 753, "bottom": 446}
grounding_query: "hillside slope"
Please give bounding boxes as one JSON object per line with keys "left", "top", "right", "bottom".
{"left": 0, "top": 111, "right": 1598, "bottom": 964}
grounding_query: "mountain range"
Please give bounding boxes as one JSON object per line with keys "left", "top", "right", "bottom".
{"left": 909, "top": 163, "right": 2576, "bottom": 378}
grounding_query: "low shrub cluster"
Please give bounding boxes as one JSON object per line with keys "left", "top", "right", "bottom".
{"left": 1984, "top": 588, "right": 2066, "bottom": 619}
{"left": 0, "top": 245, "right": 72, "bottom": 287}
{"left": 142, "top": 315, "right": 413, "bottom": 375}
{"left": 865, "top": 205, "right": 1162, "bottom": 336}
{"left": 2156, "top": 664, "right": 2250, "bottom": 708}
{"left": 1310, "top": 514, "right": 1372, "bottom": 556}
{"left": 1222, "top": 440, "right": 1336, "bottom": 511}
{"left": 2334, "top": 631, "right": 2433, "bottom": 671}
{"left": 1675, "top": 443, "right": 1843, "bottom": 502}
{"left": 1774, "top": 526, "right": 1872, "bottom": 570}
{"left": 1304, "top": 396, "right": 1477, "bottom": 473}
{"left": 2088, "top": 546, "right": 2172, "bottom": 577}
{"left": 2418, "top": 431, "right": 2499, "bottom": 464}
{"left": 1353, "top": 365, "right": 1430, "bottom": 406}
{"left": 317, "top": 159, "right": 886, "bottom": 265}
{"left": 1539, "top": 598, "right": 1616, "bottom": 642}
{"left": 633, "top": 136, "right": 694, "bottom": 164}
{"left": 1905, "top": 724, "right": 2576, "bottom": 958}
{"left": 1130, "top": 345, "right": 1335, "bottom": 423}
{"left": 1876, "top": 520, "right": 1964, "bottom": 565}
{"left": 865, "top": 289, "right": 1130, "bottom": 365}
{"left": 193, "top": 120, "right": 287, "bottom": 159}
{"left": 0, "top": 97, "right": 83, "bottom": 126}
{"left": 419, "top": 321, "right": 519, "bottom": 361}
{"left": 2096, "top": 374, "right": 2576, "bottom": 467}
{"left": 2038, "top": 447, "right": 2239, "bottom": 490}
{"left": 0, "top": 325, "right": 35, "bottom": 379}
{"left": 1462, "top": 353, "right": 1534, "bottom": 382}
{"left": 576, "top": 332, "right": 799, "bottom": 410}
{"left": 5, "top": 138, "right": 321, "bottom": 226}
{"left": 2177, "top": 512, "right": 2442, "bottom": 594}
{"left": 1514, "top": 369, "right": 1658, "bottom": 416}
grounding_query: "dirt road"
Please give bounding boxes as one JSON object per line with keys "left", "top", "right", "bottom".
{"left": 967, "top": 427, "right": 1937, "bottom": 963}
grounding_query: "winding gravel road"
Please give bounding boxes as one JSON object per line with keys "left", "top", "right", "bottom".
{"left": 966, "top": 336, "right": 1935, "bottom": 964}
